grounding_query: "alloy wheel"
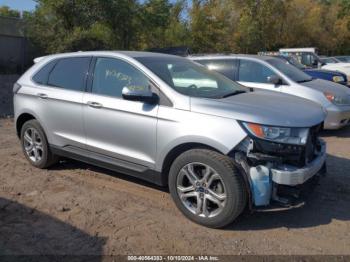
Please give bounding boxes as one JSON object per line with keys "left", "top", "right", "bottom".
{"left": 176, "top": 162, "right": 227, "bottom": 218}
{"left": 23, "top": 127, "right": 44, "bottom": 163}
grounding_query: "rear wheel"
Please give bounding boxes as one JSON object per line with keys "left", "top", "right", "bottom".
{"left": 20, "top": 120, "right": 58, "bottom": 168}
{"left": 169, "top": 149, "right": 247, "bottom": 228}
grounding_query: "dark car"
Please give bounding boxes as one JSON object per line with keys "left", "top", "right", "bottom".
{"left": 277, "top": 55, "right": 348, "bottom": 86}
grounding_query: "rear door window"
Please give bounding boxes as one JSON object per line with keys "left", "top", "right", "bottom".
{"left": 47, "top": 57, "right": 91, "bottom": 91}
{"left": 238, "top": 60, "right": 275, "bottom": 83}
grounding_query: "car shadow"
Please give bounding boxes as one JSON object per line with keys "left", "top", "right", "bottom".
{"left": 0, "top": 197, "right": 106, "bottom": 257}
{"left": 227, "top": 153, "right": 350, "bottom": 230}
{"left": 320, "top": 125, "right": 350, "bottom": 138}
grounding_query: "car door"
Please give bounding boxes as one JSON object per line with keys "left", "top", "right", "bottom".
{"left": 83, "top": 56, "right": 159, "bottom": 168}
{"left": 32, "top": 56, "right": 91, "bottom": 149}
{"left": 237, "top": 59, "right": 283, "bottom": 92}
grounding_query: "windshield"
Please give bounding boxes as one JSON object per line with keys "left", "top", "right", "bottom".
{"left": 135, "top": 56, "right": 248, "bottom": 98}
{"left": 267, "top": 58, "right": 313, "bottom": 83}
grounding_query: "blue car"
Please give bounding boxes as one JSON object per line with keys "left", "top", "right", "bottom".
{"left": 276, "top": 55, "right": 349, "bottom": 86}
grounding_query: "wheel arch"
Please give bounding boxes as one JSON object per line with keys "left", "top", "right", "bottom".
{"left": 160, "top": 142, "right": 224, "bottom": 186}
{"left": 16, "top": 113, "right": 36, "bottom": 138}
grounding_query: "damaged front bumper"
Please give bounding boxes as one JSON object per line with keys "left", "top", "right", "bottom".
{"left": 271, "top": 140, "right": 326, "bottom": 186}
{"left": 233, "top": 135, "right": 327, "bottom": 208}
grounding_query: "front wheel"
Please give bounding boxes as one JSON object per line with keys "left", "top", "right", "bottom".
{"left": 169, "top": 149, "right": 247, "bottom": 228}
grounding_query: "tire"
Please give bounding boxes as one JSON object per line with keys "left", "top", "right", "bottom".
{"left": 20, "top": 119, "right": 58, "bottom": 168}
{"left": 169, "top": 149, "right": 247, "bottom": 228}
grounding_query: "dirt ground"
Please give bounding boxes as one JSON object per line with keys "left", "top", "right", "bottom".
{"left": 0, "top": 118, "right": 349, "bottom": 256}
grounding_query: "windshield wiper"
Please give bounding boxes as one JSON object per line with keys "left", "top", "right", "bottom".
{"left": 221, "top": 90, "right": 246, "bottom": 98}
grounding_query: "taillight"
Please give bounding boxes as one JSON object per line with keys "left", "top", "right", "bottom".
{"left": 13, "top": 83, "right": 22, "bottom": 94}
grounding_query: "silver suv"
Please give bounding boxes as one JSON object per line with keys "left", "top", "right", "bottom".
{"left": 14, "top": 51, "right": 326, "bottom": 228}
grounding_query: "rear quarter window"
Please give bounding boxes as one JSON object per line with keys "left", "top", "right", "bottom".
{"left": 32, "top": 60, "right": 57, "bottom": 85}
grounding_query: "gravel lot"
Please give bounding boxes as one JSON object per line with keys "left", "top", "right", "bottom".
{"left": 0, "top": 118, "right": 349, "bottom": 256}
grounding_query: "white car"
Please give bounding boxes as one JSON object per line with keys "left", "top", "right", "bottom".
{"left": 321, "top": 62, "right": 350, "bottom": 83}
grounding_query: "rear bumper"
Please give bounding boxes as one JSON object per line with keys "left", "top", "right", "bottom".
{"left": 324, "top": 104, "right": 350, "bottom": 129}
{"left": 271, "top": 140, "right": 326, "bottom": 186}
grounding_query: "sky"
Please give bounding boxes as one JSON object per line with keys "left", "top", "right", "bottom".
{"left": 0, "top": 0, "right": 36, "bottom": 11}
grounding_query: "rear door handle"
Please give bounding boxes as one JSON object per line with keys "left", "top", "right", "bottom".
{"left": 37, "top": 93, "right": 48, "bottom": 99}
{"left": 87, "top": 101, "right": 103, "bottom": 108}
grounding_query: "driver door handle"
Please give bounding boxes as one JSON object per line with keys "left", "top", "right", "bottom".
{"left": 37, "top": 93, "right": 48, "bottom": 99}
{"left": 87, "top": 101, "right": 103, "bottom": 108}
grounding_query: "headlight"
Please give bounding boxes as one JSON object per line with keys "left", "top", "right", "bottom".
{"left": 324, "top": 92, "right": 350, "bottom": 105}
{"left": 241, "top": 122, "right": 309, "bottom": 145}
{"left": 332, "top": 76, "right": 345, "bottom": 83}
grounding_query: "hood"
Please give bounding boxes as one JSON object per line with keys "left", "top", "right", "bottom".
{"left": 300, "top": 79, "right": 350, "bottom": 96}
{"left": 190, "top": 91, "right": 326, "bottom": 127}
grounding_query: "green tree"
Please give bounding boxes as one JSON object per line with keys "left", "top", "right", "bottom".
{"left": 137, "top": 0, "right": 190, "bottom": 49}
{"left": 163, "top": 0, "right": 190, "bottom": 47}
{"left": 24, "top": 0, "right": 141, "bottom": 53}
{"left": 235, "top": 0, "right": 287, "bottom": 53}
{"left": 0, "top": 5, "right": 21, "bottom": 18}
{"left": 22, "top": 0, "right": 350, "bottom": 55}
{"left": 279, "top": 0, "right": 350, "bottom": 55}
{"left": 139, "top": 0, "right": 173, "bottom": 48}
{"left": 189, "top": 0, "right": 237, "bottom": 53}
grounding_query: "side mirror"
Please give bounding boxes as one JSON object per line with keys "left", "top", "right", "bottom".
{"left": 267, "top": 75, "right": 282, "bottom": 86}
{"left": 122, "top": 86, "right": 158, "bottom": 104}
